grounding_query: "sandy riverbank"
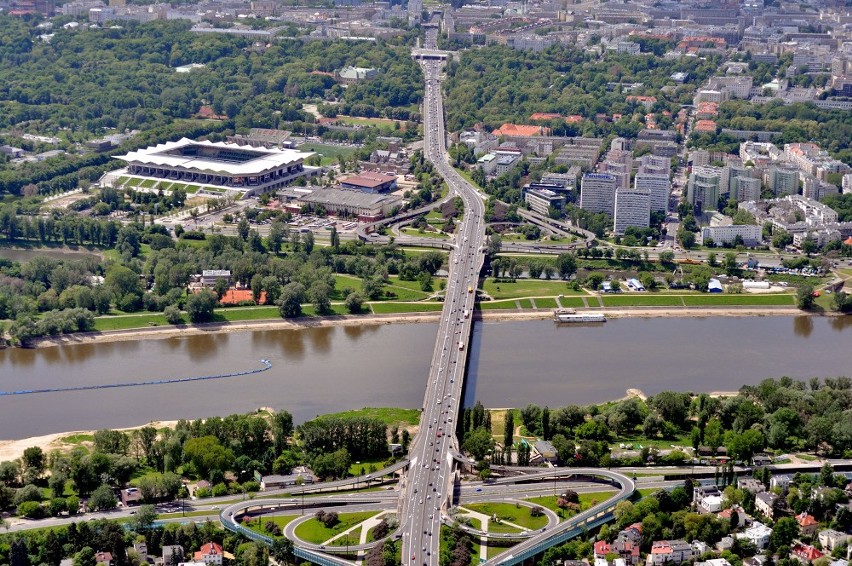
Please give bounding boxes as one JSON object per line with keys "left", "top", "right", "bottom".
{"left": 27, "top": 305, "right": 821, "bottom": 349}
{"left": 0, "top": 420, "right": 179, "bottom": 462}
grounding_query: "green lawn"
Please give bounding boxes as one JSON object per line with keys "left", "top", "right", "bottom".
{"left": 329, "top": 527, "right": 361, "bottom": 546}
{"left": 601, "top": 295, "right": 684, "bottom": 307}
{"left": 525, "top": 490, "right": 616, "bottom": 518}
{"left": 347, "top": 457, "right": 393, "bottom": 476}
{"left": 464, "top": 502, "right": 548, "bottom": 530}
{"left": 478, "top": 300, "right": 520, "bottom": 310}
{"left": 299, "top": 143, "right": 359, "bottom": 166}
{"left": 401, "top": 227, "right": 448, "bottom": 239}
{"left": 483, "top": 278, "right": 580, "bottom": 300}
{"left": 324, "top": 407, "right": 420, "bottom": 426}
{"left": 61, "top": 433, "right": 94, "bottom": 444}
{"left": 293, "top": 511, "right": 379, "bottom": 544}
{"left": 139, "top": 179, "right": 156, "bottom": 188}
{"left": 533, "top": 297, "right": 559, "bottom": 309}
{"left": 681, "top": 294, "right": 795, "bottom": 306}
{"left": 215, "top": 306, "right": 281, "bottom": 322}
{"left": 557, "top": 297, "right": 588, "bottom": 308}
{"left": 370, "top": 302, "right": 443, "bottom": 314}
{"left": 94, "top": 313, "right": 169, "bottom": 331}
{"left": 245, "top": 515, "right": 301, "bottom": 537}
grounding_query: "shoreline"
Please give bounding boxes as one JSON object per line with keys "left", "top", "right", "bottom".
{"left": 26, "top": 305, "right": 828, "bottom": 349}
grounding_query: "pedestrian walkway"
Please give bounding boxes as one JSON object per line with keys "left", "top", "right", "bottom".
{"left": 455, "top": 506, "right": 529, "bottom": 561}
{"left": 351, "top": 511, "right": 391, "bottom": 566}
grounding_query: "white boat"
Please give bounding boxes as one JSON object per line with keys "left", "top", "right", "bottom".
{"left": 553, "top": 312, "right": 606, "bottom": 323}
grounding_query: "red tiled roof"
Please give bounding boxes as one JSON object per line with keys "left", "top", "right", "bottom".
{"left": 695, "top": 119, "right": 717, "bottom": 132}
{"left": 594, "top": 541, "right": 612, "bottom": 555}
{"left": 195, "top": 542, "right": 224, "bottom": 560}
{"left": 843, "top": 236, "right": 852, "bottom": 246}
{"left": 792, "top": 544, "right": 823, "bottom": 561}
{"left": 796, "top": 512, "right": 818, "bottom": 527}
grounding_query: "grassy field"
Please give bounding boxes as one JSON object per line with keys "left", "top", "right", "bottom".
{"left": 601, "top": 295, "right": 684, "bottom": 307}
{"left": 329, "top": 526, "right": 361, "bottom": 546}
{"left": 245, "top": 514, "right": 300, "bottom": 537}
{"left": 61, "top": 433, "right": 94, "bottom": 444}
{"left": 401, "top": 228, "right": 448, "bottom": 239}
{"left": 293, "top": 511, "right": 379, "bottom": 544}
{"left": 533, "top": 297, "right": 559, "bottom": 309}
{"left": 323, "top": 407, "right": 420, "bottom": 426}
{"left": 94, "top": 313, "right": 169, "bottom": 331}
{"left": 464, "top": 502, "right": 549, "bottom": 530}
{"left": 557, "top": 297, "right": 588, "bottom": 308}
{"left": 370, "top": 302, "right": 443, "bottom": 314}
{"left": 478, "top": 300, "right": 519, "bottom": 310}
{"left": 681, "top": 294, "right": 795, "bottom": 306}
{"left": 299, "top": 143, "right": 359, "bottom": 166}
{"left": 335, "top": 116, "right": 408, "bottom": 130}
{"left": 483, "top": 278, "right": 580, "bottom": 300}
{"left": 525, "top": 490, "right": 616, "bottom": 517}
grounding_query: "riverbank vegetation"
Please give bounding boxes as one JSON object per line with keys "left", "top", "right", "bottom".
{"left": 0, "top": 407, "right": 401, "bottom": 523}
{"left": 458, "top": 377, "right": 852, "bottom": 474}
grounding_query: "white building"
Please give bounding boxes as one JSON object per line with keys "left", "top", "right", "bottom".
{"left": 739, "top": 522, "right": 773, "bottom": 550}
{"left": 580, "top": 173, "right": 616, "bottom": 216}
{"left": 524, "top": 187, "right": 566, "bottom": 216}
{"left": 734, "top": 176, "right": 762, "bottom": 202}
{"left": 701, "top": 224, "right": 763, "bottom": 247}
{"left": 113, "top": 138, "right": 315, "bottom": 198}
{"left": 614, "top": 187, "right": 651, "bottom": 235}
{"left": 635, "top": 173, "right": 670, "bottom": 213}
{"left": 699, "top": 494, "right": 723, "bottom": 513}
{"left": 766, "top": 166, "right": 799, "bottom": 197}
{"left": 581, "top": 173, "right": 618, "bottom": 216}
{"left": 688, "top": 166, "right": 723, "bottom": 214}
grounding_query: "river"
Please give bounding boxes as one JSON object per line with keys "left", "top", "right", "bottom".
{"left": 1, "top": 316, "right": 851, "bottom": 439}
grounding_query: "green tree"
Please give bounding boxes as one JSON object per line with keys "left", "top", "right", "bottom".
{"left": 186, "top": 289, "right": 217, "bottom": 323}
{"left": 129, "top": 504, "right": 159, "bottom": 531}
{"left": 504, "top": 410, "right": 515, "bottom": 448}
{"left": 73, "top": 547, "right": 97, "bottom": 566}
{"left": 796, "top": 283, "right": 815, "bottom": 310}
{"left": 309, "top": 282, "right": 332, "bottom": 315}
{"left": 183, "top": 436, "right": 234, "bottom": 479}
{"left": 344, "top": 292, "right": 364, "bottom": 314}
{"left": 278, "top": 282, "right": 305, "bottom": 318}
{"left": 769, "top": 517, "right": 799, "bottom": 550}
{"left": 555, "top": 253, "right": 577, "bottom": 280}
{"left": 89, "top": 484, "right": 117, "bottom": 511}
{"left": 164, "top": 305, "right": 182, "bottom": 324}
{"left": 21, "top": 446, "right": 45, "bottom": 481}
{"left": 463, "top": 427, "right": 495, "bottom": 460}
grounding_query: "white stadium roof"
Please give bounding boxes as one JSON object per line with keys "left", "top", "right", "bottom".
{"left": 115, "top": 138, "right": 314, "bottom": 176}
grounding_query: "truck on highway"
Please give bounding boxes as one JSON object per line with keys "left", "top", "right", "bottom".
{"left": 459, "top": 341, "right": 465, "bottom": 350}
{"left": 463, "top": 309, "right": 469, "bottom": 319}
{"left": 467, "top": 285, "right": 473, "bottom": 293}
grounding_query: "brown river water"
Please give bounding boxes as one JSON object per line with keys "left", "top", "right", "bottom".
{"left": 1, "top": 316, "right": 851, "bottom": 439}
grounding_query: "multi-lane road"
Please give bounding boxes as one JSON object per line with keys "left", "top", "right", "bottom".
{"left": 399, "top": 28, "right": 488, "bottom": 566}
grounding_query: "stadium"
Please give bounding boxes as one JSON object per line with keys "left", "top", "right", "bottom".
{"left": 107, "top": 138, "right": 318, "bottom": 198}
